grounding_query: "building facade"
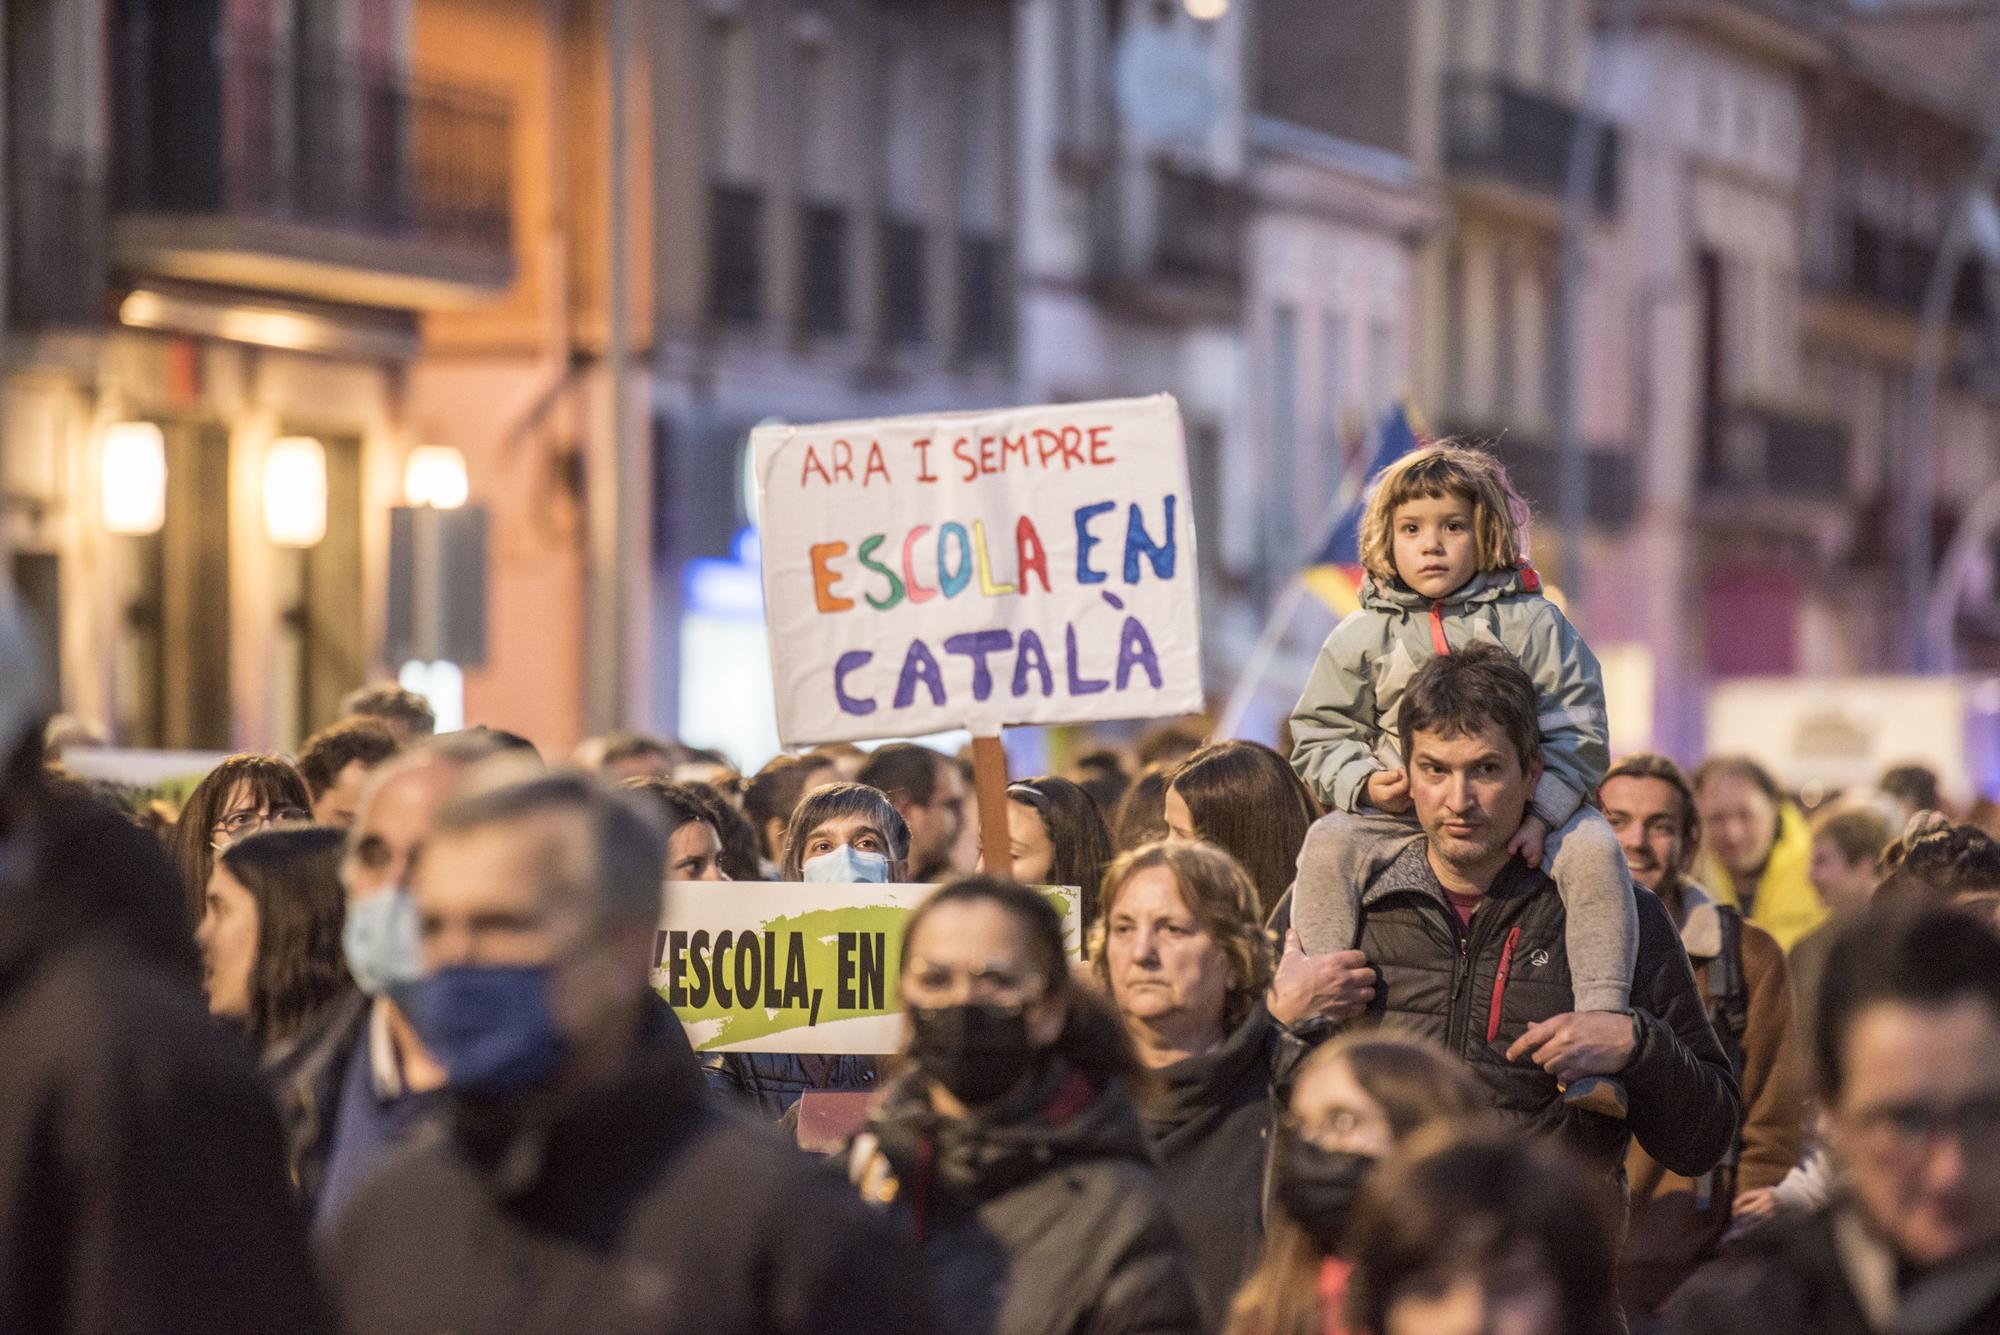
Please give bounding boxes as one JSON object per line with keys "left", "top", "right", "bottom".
{"left": 3, "top": 0, "right": 513, "bottom": 751}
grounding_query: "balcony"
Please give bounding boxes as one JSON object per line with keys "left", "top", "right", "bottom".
{"left": 1090, "top": 158, "right": 1244, "bottom": 324}
{"left": 112, "top": 24, "right": 512, "bottom": 311}
{"left": 1703, "top": 403, "right": 1851, "bottom": 501}
{"left": 8, "top": 143, "right": 108, "bottom": 328}
{"left": 1806, "top": 215, "right": 1987, "bottom": 323}
{"left": 1444, "top": 74, "right": 1619, "bottom": 216}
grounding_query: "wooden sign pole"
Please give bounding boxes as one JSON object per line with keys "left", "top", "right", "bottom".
{"left": 970, "top": 732, "right": 1013, "bottom": 881}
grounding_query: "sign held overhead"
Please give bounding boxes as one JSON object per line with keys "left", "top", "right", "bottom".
{"left": 753, "top": 394, "right": 1204, "bottom": 745}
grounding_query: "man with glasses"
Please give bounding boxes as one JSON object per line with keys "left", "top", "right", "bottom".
{"left": 1669, "top": 902, "right": 2000, "bottom": 1335}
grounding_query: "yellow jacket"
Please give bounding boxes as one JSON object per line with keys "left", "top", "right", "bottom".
{"left": 1695, "top": 803, "right": 1827, "bottom": 952}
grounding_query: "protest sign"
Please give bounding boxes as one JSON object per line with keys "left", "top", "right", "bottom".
{"left": 60, "top": 747, "right": 228, "bottom": 813}
{"left": 752, "top": 394, "right": 1204, "bottom": 746}
{"left": 653, "top": 881, "right": 1082, "bottom": 1055}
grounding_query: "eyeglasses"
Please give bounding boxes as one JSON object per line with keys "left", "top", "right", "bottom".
{"left": 903, "top": 957, "right": 1042, "bottom": 1008}
{"left": 1846, "top": 1094, "right": 2000, "bottom": 1156}
{"left": 1282, "top": 1105, "right": 1388, "bottom": 1153}
{"left": 212, "top": 805, "right": 311, "bottom": 842}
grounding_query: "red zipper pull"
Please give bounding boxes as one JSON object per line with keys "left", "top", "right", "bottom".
{"left": 1429, "top": 600, "right": 1451, "bottom": 656}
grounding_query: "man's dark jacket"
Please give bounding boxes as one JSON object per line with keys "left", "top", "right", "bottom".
{"left": 1665, "top": 1208, "right": 2000, "bottom": 1335}
{"left": 1343, "top": 839, "right": 1740, "bottom": 1179}
{"left": 324, "top": 1002, "right": 931, "bottom": 1335}
{"left": 0, "top": 784, "right": 330, "bottom": 1333}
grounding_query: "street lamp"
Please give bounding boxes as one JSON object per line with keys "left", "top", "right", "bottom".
{"left": 263, "top": 436, "right": 328, "bottom": 547}
{"left": 403, "top": 445, "right": 469, "bottom": 510}
{"left": 101, "top": 422, "right": 167, "bottom": 535}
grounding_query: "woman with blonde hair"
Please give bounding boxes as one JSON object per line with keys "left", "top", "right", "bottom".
{"left": 1094, "top": 838, "right": 1284, "bottom": 1320}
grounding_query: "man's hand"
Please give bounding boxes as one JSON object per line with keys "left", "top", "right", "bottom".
{"left": 1267, "top": 929, "right": 1376, "bottom": 1027}
{"left": 1507, "top": 813, "right": 1549, "bottom": 868}
{"left": 1364, "top": 769, "right": 1413, "bottom": 815}
{"left": 1506, "top": 1011, "right": 1638, "bottom": 1082}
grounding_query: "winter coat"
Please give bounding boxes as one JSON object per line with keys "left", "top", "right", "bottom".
{"left": 1693, "top": 802, "right": 1826, "bottom": 952}
{"left": 1665, "top": 1205, "right": 2000, "bottom": 1335}
{"left": 323, "top": 1000, "right": 930, "bottom": 1335}
{"left": 1311, "top": 830, "right": 1739, "bottom": 1181}
{"left": 1142, "top": 1002, "right": 1308, "bottom": 1322}
{"left": 855, "top": 1060, "right": 1207, "bottom": 1335}
{"left": 1290, "top": 565, "right": 1607, "bottom": 828}
{"left": 262, "top": 987, "right": 367, "bottom": 1212}
{"left": 0, "top": 784, "right": 329, "bottom": 1334}
{"left": 1620, "top": 881, "right": 1806, "bottom": 1314}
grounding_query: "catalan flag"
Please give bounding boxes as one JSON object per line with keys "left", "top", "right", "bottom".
{"left": 1299, "top": 401, "right": 1426, "bottom": 617}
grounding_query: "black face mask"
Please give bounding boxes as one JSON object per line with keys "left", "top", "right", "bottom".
{"left": 908, "top": 1002, "right": 1038, "bottom": 1106}
{"left": 1276, "top": 1139, "right": 1379, "bottom": 1254}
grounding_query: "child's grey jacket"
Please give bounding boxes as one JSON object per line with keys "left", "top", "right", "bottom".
{"left": 1289, "top": 564, "right": 1608, "bottom": 829}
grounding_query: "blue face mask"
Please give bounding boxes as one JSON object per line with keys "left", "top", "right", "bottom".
{"left": 403, "top": 965, "right": 570, "bottom": 1096}
{"left": 342, "top": 888, "right": 423, "bottom": 1000}
{"left": 802, "top": 844, "right": 890, "bottom": 884}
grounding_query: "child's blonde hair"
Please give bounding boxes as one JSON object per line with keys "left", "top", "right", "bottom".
{"left": 1358, "top": 442, "right": 1527, "bottom": 586}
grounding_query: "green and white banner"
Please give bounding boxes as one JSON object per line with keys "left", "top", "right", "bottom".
{"left": 653, "top": 882, "right": 1082, "bottom": 1055}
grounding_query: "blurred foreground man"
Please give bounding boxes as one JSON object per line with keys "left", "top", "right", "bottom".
{"left": 323, "top": 773, "right": 929, "bottom": 1334}
{"left": 1600, "top": 755, "right": 1805, "bottom": 1314}
{"left": 0, "top": 602, "right": 327, "bottom": 1332}
{"left": 1669, "top": 901, "right": 2000, "bottom": 1334}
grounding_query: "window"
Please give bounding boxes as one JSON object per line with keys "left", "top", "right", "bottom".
{"left": 796, "top": 41, "right": 841, "bottom": 202}
{"left": 707, "top": 19, "right": 757, "bottom": 184}
{"left": 879, "top": 217, "right": 927, "bottom": 347}
{"left": 799, "top": 203, "right": 847, "bottom": 335}
{"left": 1370, "top": 318, "right": 1396, "bottom": 420}
{"left": 1268, "top": 304, "right": 1300, "bottom": 572}
{"left": 1322, "top": 310, "right": 1348, "bottom": 464}
{"left": 957, "top": 233, "right": 1005, "bottom": 360}
{"left": 706, "top": 17, "right": 762, "bottom": 326}
{"left": 709, "top": 185, "right": 763, "bottom": 324}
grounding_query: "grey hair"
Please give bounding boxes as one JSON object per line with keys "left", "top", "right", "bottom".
{"left": 431, "top": 771, "right": 668, "bottom": 926}
{"left": 779, "top": 781, "right": 912, "bottom": 881}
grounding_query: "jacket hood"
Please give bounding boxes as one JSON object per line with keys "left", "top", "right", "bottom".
{"left": 1141, "top": 1002, "right": 1272, "bottom": 1149}
{"left": 0, "top": 783, "right": 195, "bottom": 989}
{"left": 1360, "top": 564, "right": 1541, "bottom": 615}
{"left": 869, "top": 1057, "right": 1156, "bottom": 1210}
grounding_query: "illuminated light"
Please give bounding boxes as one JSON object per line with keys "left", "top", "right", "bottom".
{"left": 398, "top": 660, "right": 464, "bottom": 733}
{"left": 264, "top": 436, "right": 328, "bottom": 547}
{"left": 404, "top": 445, "right": 469, "bottom": 509}
{"left": 1184, "top": 0, "right": 1228, "bottom": 19}
{"left": 102, "top": 422, "right": 168, "bottom": 535}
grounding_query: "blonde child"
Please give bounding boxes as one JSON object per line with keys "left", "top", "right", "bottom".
{"left": 1289, "top": 444, "right": 1636, "bottom": 1117}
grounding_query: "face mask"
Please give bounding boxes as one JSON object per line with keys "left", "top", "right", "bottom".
{"left": 803, "top": 844, "right": 890, "bottom": 885}
{"left": 907, "top": 1002, "right": 1038, "bottom": 1105}
{"left": 1276, "top": 1139, "right": 1379, "bottom": 1254}
{"left": 403, "top": 964, "right": 570, "bottom": 1096}
{"left": 342, "top": 888, "right": 423, "bottom": 1000}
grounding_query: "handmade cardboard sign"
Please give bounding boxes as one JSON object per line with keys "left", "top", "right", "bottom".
{"left": 752, "top": 394, "right": 1204, "bottom": 746}
{"left": 654, "top": 882, "right": 1082, "bottom": 1055}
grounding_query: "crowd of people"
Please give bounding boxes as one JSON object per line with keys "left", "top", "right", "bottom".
{"left": 6, "top": 443, "right": 2000, "bottom": 1335}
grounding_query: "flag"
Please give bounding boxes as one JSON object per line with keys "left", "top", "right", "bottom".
{"left": 1301, "top": 401, "right": 1425, "bottom": 616}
